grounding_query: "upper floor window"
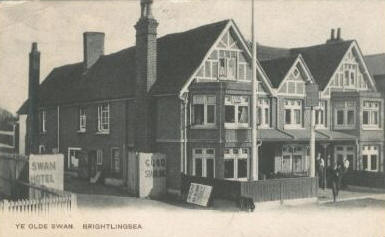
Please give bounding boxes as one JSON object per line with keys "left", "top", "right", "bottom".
{"left": 79, "top": 108, "right": 87, "bottom": 132}
{"left": 335, "top": 101, "right": 355, "bottom": 129}
{"left": 193, "top": 148, "right": 215, "bottom": 178}
{"left": 225, "top": 95, "right": 249, "bottom": 128}
{"left": 284, "top": 99, "right": 302, "bottom": 128}
{"left": 97, "top": 104, "right": 110, "bottom": 133}
{"left": 96, "top": 149, "right": 103, "bottom": 165}
{"left": 315, "top": 101, "right": 327, "bottom": 128}
{"left": 192, "top": 95, "right": 216, "bottom": 127}
{"left": 362, "top": 101, "right": 380, "bottom": 129}
{"left": 258, "top": 98, "right": 270, "bottom": 128}
{"left": 39, "top": 110, "right": 47, "bottom": 133}
{"left": 219, "top": 50, "right": 237, "bottom": 79}
{"left": 224, "top": 148, "right": 248, "bottom": 180}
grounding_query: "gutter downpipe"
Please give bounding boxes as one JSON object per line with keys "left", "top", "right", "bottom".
{"left": 355, "top": 138, "right": 360, "bottom": 171}
{"left": 57, "top": 105, "right": 60, "bottom": 153}
{"left": 179, "top": 92, "right": 188, "bottom": 175}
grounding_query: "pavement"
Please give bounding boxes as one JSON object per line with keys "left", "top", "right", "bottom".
{"left": 317, "top": 185, "right": 385, "bottom": 204}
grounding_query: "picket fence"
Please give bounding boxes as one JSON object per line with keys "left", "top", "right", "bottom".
{"left": 0, "top": 193, "right": 77, "bottom": 216}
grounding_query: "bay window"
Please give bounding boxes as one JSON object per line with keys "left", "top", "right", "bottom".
{"left": 97, "top": 104, "right": 110, "bottom": 133}
{"left": 258, "top": 98, "right": 270, "bottom": 128}
{"left": 193, "top": 148, "right": 215, "bottom": 178}
{"left": 224, "top": 148, "right": 248, "bottom": 179}
{"left": 362, "top": 145, "right": 378, "bottom": 172}
{"left": 225, "top": 95, "right": 249, "bottom": 127}
{"left": 284, "top": 99, "right": 302, "bottom": 128}
{"left": 362, "top": 101, "right": 380, "bottom": 129}
{"left": 334, "top": 101, "right": 355, "bottom": 129}
{"left": 192, "top": 95, "right": 216, "bottom": 126}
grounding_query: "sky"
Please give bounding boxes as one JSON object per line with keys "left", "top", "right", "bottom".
{"left": 0, "top": 0, "right": 384, "bottom": 114}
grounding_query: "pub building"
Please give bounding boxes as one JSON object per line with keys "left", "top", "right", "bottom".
{"left": 17, "top": 0, "right": 384, "bottom": 197}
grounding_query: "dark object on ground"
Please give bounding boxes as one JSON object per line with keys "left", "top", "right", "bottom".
{"left": 238, "top": 196, "right": 255, "bottom": 212}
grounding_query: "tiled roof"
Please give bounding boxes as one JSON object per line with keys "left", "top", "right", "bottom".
{"left": 284, "top": 129, "right": 330, "bottom": 141}
{"left": 18, "top": 19, "right": 230, "bottom": 114}
{"left": 365, "top": 53, "right": 385, "bottom": 76}
{"left": 260, "top": 55, "right": 298, "bottom": 88}
{"left": 258, "top": 41, "right": 354, "bottom": 89}
{"left": 316, "top": 130, "right": 356, "bottom": 141}
{"left": 257, "top": 128, "right": 293, "bottom": 141}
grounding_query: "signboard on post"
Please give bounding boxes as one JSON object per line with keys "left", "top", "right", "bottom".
{"left": 305, "top": 82, "right": 319, "bottom": 107}
{"left": 186, "top": 183, "right": 213, "bottom": 207}
{"left": 29, "top": 154, "right": 64, "bottom": 198}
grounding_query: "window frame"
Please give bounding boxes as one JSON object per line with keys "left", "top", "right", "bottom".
{"left": 97, "top": 103, "right": 110, "bottom": 134}
{"left": 224, "top": 95, "right": 250, "bottom": 128}
{"left": 224, "top": 148, "right": 249, "bottom": 180}
{"left": 361, "top": 145, "right": 378, "bottom": 172}
{"left": 334, "top": 101, "right": 356, "bottom": 129}
{"left": 362, "top": 101, "right": 380, "bottom": 130}
{"left": 79, "top": 107, "right": 87, "bottom": 132}
{"left": 96, "top": 149, "right": 103, "bottom": 165}
{"left": 284, "top": 99, "right": 303, "bottom": 129}
{"left": 191, "top": 95, "right": 216, "bottom": 128}
{"left": 39, "top": 110, "right": 47, "bottom": 133}
{"left": 257, "top": 98, "right": 270, "bottom": 128}
{"left": 68, "top": 147, "right": 82, "bottom": 169}
{"left": 315, "top": 101, "right": 327, "bottom": 129}
{"left": 192, "top": 148, "right": 215, "bottom": 178}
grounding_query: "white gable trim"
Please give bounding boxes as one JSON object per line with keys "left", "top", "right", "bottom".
{"left": 276, "top": 55, "right": 315, "bottom": 94}
{"left": 321, "top": 41, "right": 377, "bottom": 96}
{"left": 179, "top": 20, "right": 275, "bottom": 98}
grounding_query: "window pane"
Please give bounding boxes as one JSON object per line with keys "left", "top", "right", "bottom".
{"left": 207, "top": 105, "right": 215, "bottom": 124}
{"left": 193, "top": 104, "right": 204, "bottom": 125}
{"left": 285, "top": 109, "right": 291, "bottom": 124}
{"left": 238, "top": 106, "right": 249, "bottom": 123}
{"left": 206, "top": 159, "right": 214, "bottom": 178}
{"left": 363, "top": 111, "right": 369, "bottom": 125}
{"left": 257, "top": 107, "right": 262, "bottom": 125}
{"left": 319, "top": 110, "right": 324, "bottom": 125}
{"left": 372, "top": 111, "right": 378, "bottom": 125}
{"left": 347, "top": 110, "right": 354, "bottom": 125}
{"left": 294, "top": 109, "right": 301, "bottom": 124}
{"left": 224, "top": 159, "right": 234, "bottom": 178}
{"left": 239, "top": 64, "right": 245, "bottom": 80}
{"left": 195, "top": 158, "right": 202, "bottom": 177}
{"left": 315, "top": 110, "right": 320, "bottom": 125}
{"left": 238, "top": 159, "right": 247, "bottom": 178}
{"left": 225, "top": 105, "right": 235, "bottom": 123}
{"left": 293, "top": 155, "right": 302, "bottom": 172}
{"left": 219, "top": 58, "right": 226, "bottom": 77}
{"left": 337, "top": 110, "right": 344, "bottom": 125}
{"left": 229, "top": 58, "right": 236, "bottom": 78}
{"left": 363, "top": 155, "right": 368, "bottom": 170}
{"left": 371, "top": 155, "right": 377, "bottom": 170}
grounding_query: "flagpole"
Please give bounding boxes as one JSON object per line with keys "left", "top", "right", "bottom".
{"left": 250, "top": 0, "right": 259, "bottom": 181}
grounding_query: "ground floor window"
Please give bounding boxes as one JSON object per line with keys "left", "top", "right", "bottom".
{"left": 97, "top": 149, "right": 103, "bottom": 165}
{"left": 362, "top": 145, "right": 378, "bottom": 172}
{"left": 193, "top": 148, "right": 215, "bottom": 178}
{"left": 111, "top": 147, "right": 120, "bottom": 173}
{"left": 278, "top": 145, "right": 307, "bottom": 174}
{"left": 68, "top": 147, "right": 81, "bottom": 169}
{"left": 224, "top": 148, "right": 248, "bottom": 179}
{"left": 335, "top": 145, "right": 354, "bottom": 170}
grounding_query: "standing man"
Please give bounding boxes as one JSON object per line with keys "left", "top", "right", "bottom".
{"left": 331, "top": 163, "right": 340, "bottom": 203}
{"left": 316, "top": 153, "right": 325, "bottom": 187}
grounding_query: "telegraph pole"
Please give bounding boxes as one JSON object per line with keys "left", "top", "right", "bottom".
{"left": 250, "top": 0, "right": 259, "bottom": 181}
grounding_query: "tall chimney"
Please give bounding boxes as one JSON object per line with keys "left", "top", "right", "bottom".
{"left": 134, "top": 0, "right": 158, "bottom": 152}
{"left": 336, "top": 28, "right": 341, "bottom": 40}
{"left": 83, "top": 32, "right": 105, "bottom": 71}
{"left": 330, "top": 29, "right": 335, "bottom": 40}
{"left": 27, "top": 42, "right": 40, "bottom": 155}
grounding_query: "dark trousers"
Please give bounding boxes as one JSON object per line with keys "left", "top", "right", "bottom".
{"left": 332, "top": 180, "right": 339, "bottom": 202}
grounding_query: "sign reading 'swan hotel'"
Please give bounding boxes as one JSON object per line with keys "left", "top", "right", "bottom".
{"left": 29, "top": 154, "right": 64, "bottom": 197}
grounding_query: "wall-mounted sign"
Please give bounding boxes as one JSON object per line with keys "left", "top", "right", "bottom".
{"left": 137, "top": 153, "right": 167, "bottom": 198}
{"left": 187, "top": 183, "right": 213, "bottom": 207}
{"left": 29, "top": 154, "right": 64, "bottom": 198}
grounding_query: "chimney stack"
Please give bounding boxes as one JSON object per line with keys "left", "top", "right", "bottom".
{"left": 27, "top": 42, "right": 40, "bottom": 155}
{"left": 134, "top": 0, "right": 158, "bottom": 152}
{"left": 336, "top": 28, "right": 341, "bottom": 40}
{"left": 83, "top": 32, "right": 105, "bottom": 71}
{"left": 330, "top": 29, "right": 335, "bottom": 40}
